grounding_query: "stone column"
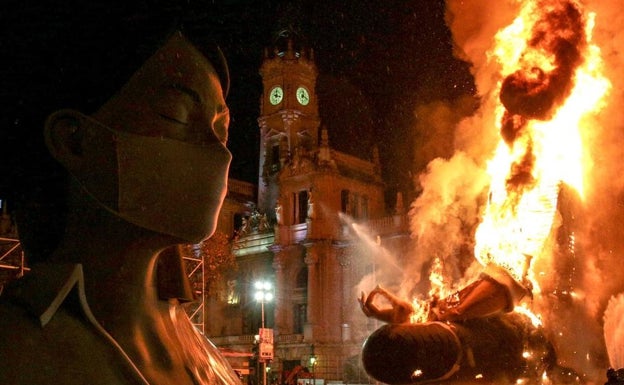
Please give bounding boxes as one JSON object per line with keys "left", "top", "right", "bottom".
{"left": 304, "top": 244, "right": 319, "bottom": 341}
{"left": 337, "top": 247, "right": 352, "bottom": 342}
{"left": 271, "top": 246, "right": 287, "bottom": 335}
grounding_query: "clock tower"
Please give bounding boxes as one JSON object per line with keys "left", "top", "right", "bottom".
{"left": 214, "top": 28, "right": 390, "bottom": 382}
{"left": 257, "top": 31, "right": 320, "bottom": 217}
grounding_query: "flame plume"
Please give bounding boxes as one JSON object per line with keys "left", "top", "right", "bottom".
{"left": 473, "top": 0, "right": 609, "bottom": 288}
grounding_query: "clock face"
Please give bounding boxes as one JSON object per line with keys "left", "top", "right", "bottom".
{"left": 269, "top": 86, "right": 283, "bottom": 105}
{"left": 296, "top": 86, "right": 310, "bottom": 106}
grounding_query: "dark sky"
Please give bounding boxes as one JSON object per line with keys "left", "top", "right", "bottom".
{"left": 0, "top": 0, "right": 475, "bottom": 205}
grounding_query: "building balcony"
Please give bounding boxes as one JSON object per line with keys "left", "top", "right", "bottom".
{"left": 210, "top": 333, "right": 305, "bottom": 348}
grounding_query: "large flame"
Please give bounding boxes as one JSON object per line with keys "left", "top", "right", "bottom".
{"left": 473, "top": 0, "right": 610, "bottom": 287}
{"left": 395, "top": 0, "right": 617, "bottom": 381}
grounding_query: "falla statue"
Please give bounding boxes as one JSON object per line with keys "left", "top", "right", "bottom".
{"left": 358, "top": 262, "right": 581, "bottom": 384}
{"left": 0, "top": 4, "right": 241, "bottom": 385}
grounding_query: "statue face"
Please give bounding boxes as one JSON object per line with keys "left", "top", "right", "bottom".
{"left": 85, "top": 32, "right": 232, "bottom": 242}
{"left": 93, "top": 32, "right": 230, "bottom": 145}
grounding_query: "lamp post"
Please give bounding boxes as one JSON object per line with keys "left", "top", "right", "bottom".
{"left": 309, "top": 344, "right": 317, "bottom": 385}
{"left": 254, "top": 281, "right": 273, "bottom": 385}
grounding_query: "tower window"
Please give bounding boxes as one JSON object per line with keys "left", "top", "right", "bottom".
{"left": 292, "top": 190, "right": 309, "bottom": 224}
{"left": 271, "top": 143, "right": 280, "bottom": 172}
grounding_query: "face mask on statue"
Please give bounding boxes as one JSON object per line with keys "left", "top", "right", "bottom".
{"left": 49, "top": 110, "right": 232, "bottom": 244}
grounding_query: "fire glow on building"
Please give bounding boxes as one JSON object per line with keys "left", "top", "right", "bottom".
{"left": 360, "top": 0, "right": 624, "bottom": 384}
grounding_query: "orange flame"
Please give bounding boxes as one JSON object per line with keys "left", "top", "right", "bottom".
{"left": 474, "top": 0, "right": 610, "bottom": 287}
{"left": 411, "top": 257, "right": 449, "bottom": 323}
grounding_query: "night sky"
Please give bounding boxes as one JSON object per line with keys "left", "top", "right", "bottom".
{"left": 0, "top": 0, "right": 475, "bottom": 207}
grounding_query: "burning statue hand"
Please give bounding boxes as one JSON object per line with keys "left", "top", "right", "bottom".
{"left": 359, "top": 285, "right": 414, "bottom": 324}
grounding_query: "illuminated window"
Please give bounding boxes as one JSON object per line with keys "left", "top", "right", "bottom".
{"left": 226, "top": 279, "right": 240, "bottom": 305}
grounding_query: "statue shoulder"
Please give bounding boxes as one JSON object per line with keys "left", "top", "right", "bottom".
{"left": 0, "top": 299, "right": 136, "bottom": 384}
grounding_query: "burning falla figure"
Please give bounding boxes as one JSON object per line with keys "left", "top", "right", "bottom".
{"left": 357, "top": 0, "right": 606, "bottom": 383}
{"left": 357, "top": 268, "right": 581, "bottom": 385}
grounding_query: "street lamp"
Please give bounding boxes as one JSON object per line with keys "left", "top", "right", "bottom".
{"left": 309, "top": 344, "right": 317, "bottom": 385}
{"left": 254, "top": 280, "right": 273, "bottom": 385}
{"left": 254, "top": 281, "right": 273, "bottom": 328}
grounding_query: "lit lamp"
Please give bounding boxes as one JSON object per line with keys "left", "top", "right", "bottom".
{"left": 309, "top": 344, "right": 317, "bottom": 385}
{"left": 254, "top": 281, "right": 274, "bottom": 385}
{"left": 254, "top": 281, "right": 273, "bottom": 328}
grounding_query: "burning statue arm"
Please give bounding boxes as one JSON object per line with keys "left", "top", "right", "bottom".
{"left": 430, "top": 264, "right": 529, "bottom": 322}
{"left": 359, "top": 264, "right": 529, "bottom": 324}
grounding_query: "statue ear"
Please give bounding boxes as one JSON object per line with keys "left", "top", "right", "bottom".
{"left": 44, "top": 109, "right": 88, "bottom": 172}
{"left": 44, "top": 109, "right": 119, "bottom": 207}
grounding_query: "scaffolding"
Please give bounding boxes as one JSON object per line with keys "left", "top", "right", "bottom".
{"left": 183, "top": 251, "right": 206, "bottom": 334}
{"left": 0, "top": 237, "right": 27, "bottom": 294}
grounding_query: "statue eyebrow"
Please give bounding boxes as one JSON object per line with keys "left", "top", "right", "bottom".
{"left": 166, "top": 83, "right": 202, "bottom": 104}
{"left": 164, "top": 83, "right": 229, "bottom": 115}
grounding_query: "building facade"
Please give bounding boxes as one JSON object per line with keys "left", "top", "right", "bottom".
{"left": 207, "top": 33, "right": 410, "bottom": 385}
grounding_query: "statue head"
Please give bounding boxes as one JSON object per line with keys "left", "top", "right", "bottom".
{"left": 1, "top": 3, "right": 231, "bottom": 262}
{"left": 44, "top": 32, "right": 232, "bottom": 244}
